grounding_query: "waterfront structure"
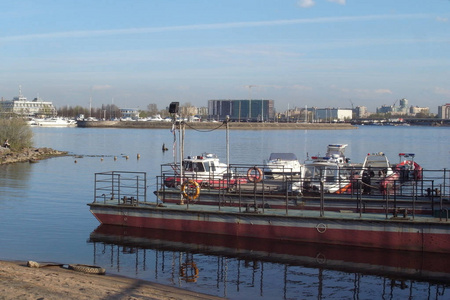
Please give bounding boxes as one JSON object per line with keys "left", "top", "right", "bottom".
{"left": 119, "top": 108, "right": 139, "bottom": 120}
{"left": 314, "top": 108, "right": 352, "bottom": 122}
{"left": 374, "top": 98, "right": 433, "bottom": 116}
{"left": 410, "top": 106, "right": 429, "bottom": 116}
{"left": 0, "top": 89, "right": 56, "bottom": 118}
{"left": 376, "top": 98, "right": 409, "bottom": 115}
{"left": 438, "top": 104, "right": 450, "bottom": 119}
{"left": 208, "top": 99, "right": 275, "bottom": 122}
{"left": 196, "top": 106, "right": 208, "bottom": 117}
{"left": 354, "top": 106, "right": 368, "bottom": 118}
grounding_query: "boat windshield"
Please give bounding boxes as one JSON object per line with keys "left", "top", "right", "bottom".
{"left": 305, "top": 165, "right": 350, "bottom": 182}
{"left": 183, "top": 161, "right": 206, "bottom": 172}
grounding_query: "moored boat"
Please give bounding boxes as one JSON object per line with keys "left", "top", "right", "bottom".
{"left": 163, "top": 153, "right": 245, "bottom": 190}
{"left": 34, "top": 117, "right": 77, "bottom": 127}
{"left": 361, "top": 152, "right": 423, "bottom": 195}
{"left": 300, "top": 144, "right": 355, "bottom": 194}
{"left": 263, "top": 152, "right": 304, "bottom": 179}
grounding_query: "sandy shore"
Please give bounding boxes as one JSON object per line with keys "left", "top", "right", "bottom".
{"left": 0, "top": 260, "right": 223, "bottom": 300}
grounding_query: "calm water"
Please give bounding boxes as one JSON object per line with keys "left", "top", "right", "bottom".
{"left": 0, "top": 125, "right": 449, "bottom": 299}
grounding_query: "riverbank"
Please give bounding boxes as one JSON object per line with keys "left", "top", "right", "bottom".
{"left": 0, "top": 260, "right": 222, "bottom": 300}
{"left": 0, "top": 147, "right": 67, "bottom": 165}
{"left": 77, "top": 120, "right": 356, "bottom": 130}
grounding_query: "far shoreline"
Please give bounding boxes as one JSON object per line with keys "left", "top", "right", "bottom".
{"left": 77, "top": 120, "right": 357, "bottom": 130}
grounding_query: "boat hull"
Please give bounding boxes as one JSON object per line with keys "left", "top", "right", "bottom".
{"left": 89, "top": 203, "right": 450, "bottom": 253}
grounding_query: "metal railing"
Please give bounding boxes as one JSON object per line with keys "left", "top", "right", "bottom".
{"left": 155, "top": 165, "right": 449, "bottom": 220}
{"left": 94, "top": 171, "right": 147, "bottom": 205}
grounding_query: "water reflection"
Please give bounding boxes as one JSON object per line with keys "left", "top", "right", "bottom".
{"left": 0, "top": 163, "right": 32, "bottom": 186}
{"left": 0, "top": 163, "right": 33, "bottom": 203}
{"left": 88, "top": 225, "right": 449, "bottom": 299}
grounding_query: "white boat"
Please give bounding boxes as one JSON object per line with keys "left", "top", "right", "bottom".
{"left": 34, "top": 117, "right": 77, "bottom": 127}
{"left": 361, "top": 152, "right": 422, "bottom": 194}
{"left": 182, "top": 153, "right": 231, "bottom": 179}
{"left": 147, "top": 114, "right": 164, "bottom": 122}
{"left": 360, "top": 152, "right": 398, "bottom": 194}
{"left": 263, "top": 153, "right": 304, "bottom": 179}
{"left": 301, "top": 144, "right": 353, "bottom": 194}
{"left": 361, "top": 152, "right": 396, "bottom": 183}
{"left": 164, "top": 153, "right": 238, "bottom": 188}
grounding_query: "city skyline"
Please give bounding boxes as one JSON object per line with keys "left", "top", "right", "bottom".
{"left": 1, "top": 1, "right": 449, "bottom": 113}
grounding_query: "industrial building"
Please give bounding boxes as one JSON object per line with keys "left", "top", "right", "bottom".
{"left": 208, "top": 99, "right": 275, "bottom": 122}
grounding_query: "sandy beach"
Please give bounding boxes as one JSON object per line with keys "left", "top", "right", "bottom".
{"left": 0, "top": 260, "right": 223, "bottom": 300}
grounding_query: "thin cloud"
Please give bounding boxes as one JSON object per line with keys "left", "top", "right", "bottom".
{"left": 328, "top": 0, "right": 346, "bottom": 5}
{"left": 375, "top": 89, "right": 393, "bottom": 94}
{"left": 436, "top": 16, "right": 449, "bottom": 23}
{"left": 298, "top": 0, "right": 315, "bottom": 8}
{"left": 0, "top": 14, "right": 429, "bottom": 43}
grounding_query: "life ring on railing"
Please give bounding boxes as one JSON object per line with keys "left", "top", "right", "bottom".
{"left": 180, "top": 262, "right": 199, "bottom": 282}
{"left": 247, "top": 166, "right": 263, "bottom": 183}
{"left": 181, "top": 180, "right": 200, "bottom": 201}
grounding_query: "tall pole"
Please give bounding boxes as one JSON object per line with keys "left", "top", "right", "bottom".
{"left": 226, "top": 115, "right": 230, "bottom": 170}
{"left": 261, "top": 100, "right": 264, "bottom": 122}
{"left": 247, "top": 85, "right": 256, "bottom": 120}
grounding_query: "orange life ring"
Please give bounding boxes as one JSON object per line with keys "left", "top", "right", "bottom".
{"left": 181, "top": 180, "right": 200, "bottom": 201}
{"left": 247, "top": 167, "right": 263, "bottom": 183}
{"left": 179, "top": 262, "right": 199, "bottom": 282}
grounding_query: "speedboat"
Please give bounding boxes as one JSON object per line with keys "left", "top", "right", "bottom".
{"left": 263, "top": 153, "right": 304, "bottom": 179}
{"left": 394, "top": 153, "right": 423, "bottom": 182}
{"left": 361, "top": 152, "right": 397, "bottom": 194}
{"left": 301, "top": 144, "right": 353, "bottom": 194}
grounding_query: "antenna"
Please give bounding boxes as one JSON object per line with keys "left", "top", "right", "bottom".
{"left": 245, "top": 85, "right": 257, "bottom": 120}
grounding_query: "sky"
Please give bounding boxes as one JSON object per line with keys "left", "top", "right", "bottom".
{"left": 1, "top": 0, "right": 449, "bottom": 114}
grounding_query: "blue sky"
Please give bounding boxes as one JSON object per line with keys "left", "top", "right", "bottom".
{"left": 1, "top": 0, "right": 449, "bottom": 113}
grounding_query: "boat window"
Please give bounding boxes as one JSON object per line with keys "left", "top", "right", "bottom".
{"left": 183, "top": 161, "right": 193, "bottom": 171}
{"left": 305, "top": 166, "right": 322, "bottom": 179}
{"left": 324, "top": 168, "right": 336, "bottom": 182}
{"left": 193, "top": 162, "right": 205, "bottom": 172}
{"left": 304, "top": 166, "right": 313, "bottom": 178}
{"left": 210, "top": 162, "right": 216, "bottom": 172}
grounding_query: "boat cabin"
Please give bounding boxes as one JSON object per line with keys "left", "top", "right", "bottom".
{"left": 182, "top": 153, "right": 230, "bottom": 179}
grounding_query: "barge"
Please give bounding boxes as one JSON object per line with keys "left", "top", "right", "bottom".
{"left": 88, "top": 170, "right": 450, "bottom": 253}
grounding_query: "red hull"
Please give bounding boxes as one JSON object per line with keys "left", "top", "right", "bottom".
{"left": 89, "top": 204, "right": 450, "bottom": 253}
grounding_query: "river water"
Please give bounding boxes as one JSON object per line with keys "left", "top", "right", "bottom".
{"left": 0, "top": 125, "right": 449, "bottom": 299}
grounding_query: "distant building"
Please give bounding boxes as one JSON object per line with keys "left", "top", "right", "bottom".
{"left": 376, "top": 105, "right": 394, "bottom": 114}
{"left": 119, "top": 108, "right": 139, "bottom": 120}
{"left": 196, "top": 106, "right": 208, "bottom": 117}
{"left": 314, "top": 108, "right": 352, "bottom": 122}
{"left": 355, "top": 106, "right": 368, "bottom": 118}
{"left": 0, "top": 88, "right": 56, "bottom": 118}
{"left": 208, "top": 99, "right": 275, "bottom": 121}
{"left": 398, "top": 98, "right": 409, "bottom": 114}
{"left": 376, "top": 98, "right": 411, "bottom": 115}
{"left": 409, "top": 106, "right": 429, "bottom": 116}
{"left": 438, "top": 104, "right": 450, "bottom": 119}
